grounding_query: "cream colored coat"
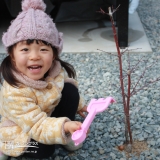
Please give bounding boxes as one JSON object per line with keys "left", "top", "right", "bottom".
{"left": 0, "top": 61, "right": 85, "bottom": 157}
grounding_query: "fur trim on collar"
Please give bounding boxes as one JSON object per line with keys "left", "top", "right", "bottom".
{"left": 13, "top": 61, "right": 61, "bottom": 89}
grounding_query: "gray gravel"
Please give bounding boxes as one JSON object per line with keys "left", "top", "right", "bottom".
{"left": 0, "top": 0, "right": 160, "bottom": 159}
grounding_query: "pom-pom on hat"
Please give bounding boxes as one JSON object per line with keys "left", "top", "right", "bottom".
{"left": 2, "top": 0, "right": 63, "bottom": 54}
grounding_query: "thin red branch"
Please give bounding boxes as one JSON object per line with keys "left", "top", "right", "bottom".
{"left": 130, "top": 55, "right": 150, "bottom": 74}
{"left": 97, "top": 49, "right": 118, "bottom": 56}
{"left": 131, "top": 77, "right": 160, "bottom": 96}
{"left": 109, "top": 11, "right": 127, "bottom": 107}
{"left": 127, "top": 71, "right": 131, "bottom": 111}
{"left": 131, "top": 61, "right": 158, "bottom": 95}
{"left": 121, "top": 48, "right": 142, "bottom": 56}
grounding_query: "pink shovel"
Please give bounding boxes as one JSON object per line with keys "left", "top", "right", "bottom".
{"left": 72, "top": 97, "right": 116, "bottom": 145}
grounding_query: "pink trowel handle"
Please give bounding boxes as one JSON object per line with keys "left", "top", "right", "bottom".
{"left": 72, "top": 97, "right": 115, "bottom": 145}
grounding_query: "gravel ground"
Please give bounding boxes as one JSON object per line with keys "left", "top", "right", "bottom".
{"left": 0, "top": 0, "right": 160, "bottom": 159}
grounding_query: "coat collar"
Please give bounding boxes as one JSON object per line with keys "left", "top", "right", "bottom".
{"left": 13, "top": 60, "right": 61, "bottom": 89}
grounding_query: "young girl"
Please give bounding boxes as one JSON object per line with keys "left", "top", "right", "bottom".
{"left": 0, "top": 0, "right": 88, "bottom": 159}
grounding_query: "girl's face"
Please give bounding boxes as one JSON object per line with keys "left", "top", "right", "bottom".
{"left": 12, "top": 40, "right": 54, "bottom": 80}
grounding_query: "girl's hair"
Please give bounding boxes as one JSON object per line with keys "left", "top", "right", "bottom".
{"left": 0, "top": 39, "right": 76, "bottom": 87}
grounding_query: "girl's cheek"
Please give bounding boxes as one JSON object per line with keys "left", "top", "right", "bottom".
{"left": 15, "top": 57, "right": 27, "bottom": 67}
{"left": 45, "top": 56, "right": 54, "bottom": 63}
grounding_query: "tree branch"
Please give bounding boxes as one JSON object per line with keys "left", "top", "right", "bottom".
{"left": 97, "top": 49, "right": 118, "bottom": 57}
{"left": 131, "top": 77, "right": 160, "bottom": 96}
{"left": 131, "top": 60, "right": 158, "bottom": 95}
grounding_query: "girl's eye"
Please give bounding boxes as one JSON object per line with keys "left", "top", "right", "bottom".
{"left": 21, "top": 48, "right": 28, "bottom": 52}
{"left": 41, "top": 49, "right": 48, "bottom": 51}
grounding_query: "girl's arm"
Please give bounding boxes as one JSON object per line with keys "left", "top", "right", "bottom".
{"left": 1, "top": 86, "right": 70, "bottom": 145}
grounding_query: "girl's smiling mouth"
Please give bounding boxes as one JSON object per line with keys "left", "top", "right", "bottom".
{"left": 28, "top": 65, "right": 42, "bottom": 70}
{"left": 27, "top": 65, "right": 42, "bottom": 73}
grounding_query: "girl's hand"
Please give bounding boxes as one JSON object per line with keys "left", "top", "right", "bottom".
{"left": 64, "top": 121, "right": 90, "bottom": 137}
{"left": 64, "top": 121, "right": 82, "bottom": 134}
{"left": 77, "top": 105, "right": 88, "bottom": 118}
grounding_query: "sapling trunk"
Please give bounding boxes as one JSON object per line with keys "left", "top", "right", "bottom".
{"left": 97, "top": 7, "right": 133, "bottom": 150}
{"left": 109, "top": 12, "right": 133, "bottom": 147}
{"left": 110, "top": 9, "right": 133, "bottom": 144}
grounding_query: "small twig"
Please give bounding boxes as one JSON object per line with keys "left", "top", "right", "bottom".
{"left": 126, "top": 52, "right": 130, "bottom": 68}
{"left": 127, "top": 70, "right": 131, "bottom": 110}
{"left": 120, "top": 48, "right": 130, "bottom": 56}
{"left": 131, "top": 60, "right": 158, "bottom": 95}
{"left": 131, "top": 77, "right": 160, "bottom": 96}
{"left": 121, "top": 48, "right": 142, "bottom": 56}
{"left": 130, "top": 55, "right": 150, "bottom": 73}
{"left": 97, "top": 49, "right": 118, "bottom": 56}
{"left": 131, "top": 75, "right": 144, "bottom": 96}
{"left": 112, "top": 83, "right": 120, "bottom": 89}
{"left": 128, "top": 54, "right": 131, "bottom": 73}
{"left": 97, "top": 5, "right": 120, "bottom": 18}
{"left": 124, "top": 93, "right": 129, "bottom": 98}
{"left": 122, "top": 69, "right": 129, "bottom": 74}
{"left": 122, "top": 74, "right": 128, "bottom": 80}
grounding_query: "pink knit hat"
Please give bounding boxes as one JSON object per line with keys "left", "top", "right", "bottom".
{"left": 2, "top": 0, "right": 63, "bottom": 54}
